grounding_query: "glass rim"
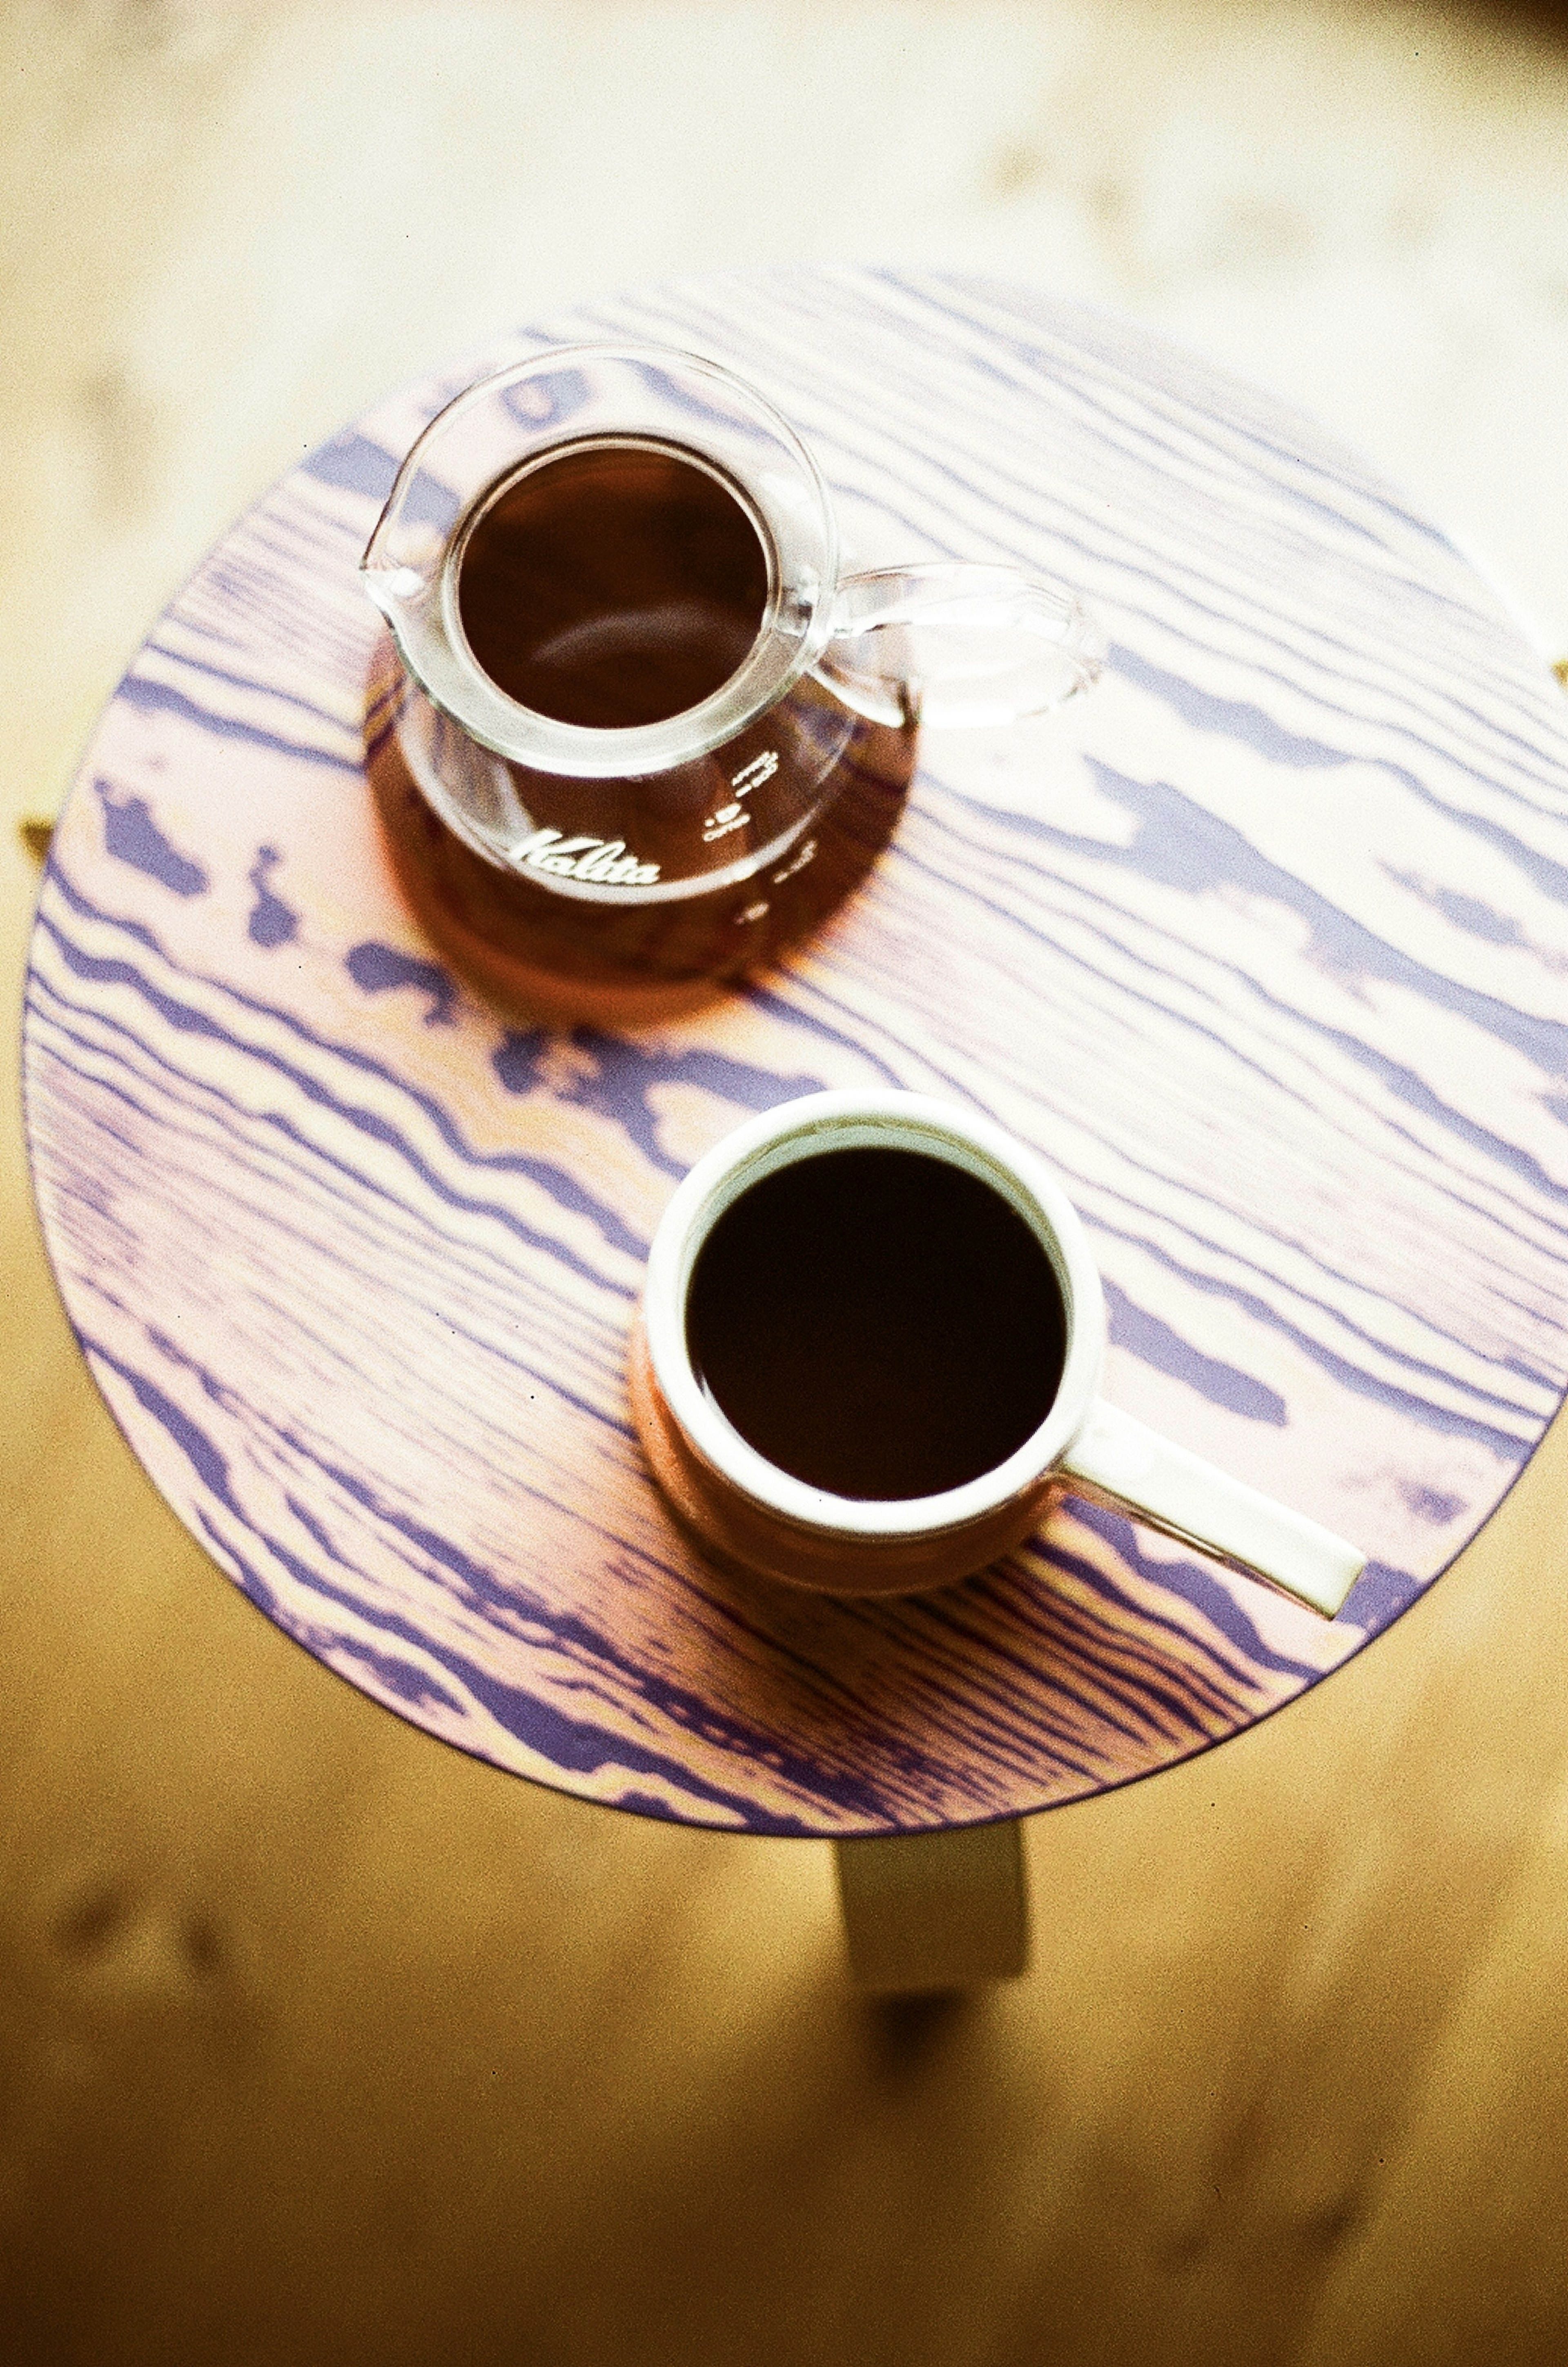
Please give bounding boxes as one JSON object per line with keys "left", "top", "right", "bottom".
{"left": 362, "top": 341, "right": 843, "bottom": 782}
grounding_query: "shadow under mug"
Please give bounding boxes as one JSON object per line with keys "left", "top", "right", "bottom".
{"left": 361, "top": 343, "right": 1104, "bottom": 1017}
{"left": 629, "top": 1091, "right": 1367, "bottom": 1616}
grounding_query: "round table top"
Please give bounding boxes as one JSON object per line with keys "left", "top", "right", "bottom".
{"left": 24, "top": 267, "right": 1568, "bottom": 1837}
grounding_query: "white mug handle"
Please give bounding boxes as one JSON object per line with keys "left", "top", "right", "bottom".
{"left": 1059, "top": 1400, "right": 1366, "bottom": 1619}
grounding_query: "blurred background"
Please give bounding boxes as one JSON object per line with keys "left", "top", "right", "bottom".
{"left": 4, "top": 2, "right": 1568, "bottom": 2360}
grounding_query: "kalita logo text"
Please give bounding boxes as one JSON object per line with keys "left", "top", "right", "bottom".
{"left": 511, "top": 829, "right": 661, "bottom": 885}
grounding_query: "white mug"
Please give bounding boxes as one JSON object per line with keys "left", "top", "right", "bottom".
{"left": 629, "top": 1090, "right": 1365, "bottom": 1615}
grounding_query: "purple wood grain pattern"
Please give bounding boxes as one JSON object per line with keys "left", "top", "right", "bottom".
{"left": 23, "top": 269, "right": 1568, "bottom": 1835}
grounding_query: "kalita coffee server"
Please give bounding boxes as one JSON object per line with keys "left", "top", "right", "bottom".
{"left": 361, "top": 342, "right": 1105, "bottom": 1012}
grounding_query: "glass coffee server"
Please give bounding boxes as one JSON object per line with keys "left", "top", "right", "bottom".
{"left": 362, "top": 343, "right": 1105, "bottom": 1016}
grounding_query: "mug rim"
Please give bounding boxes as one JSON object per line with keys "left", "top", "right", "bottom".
{"left": 641, "top": 1090, "right": 1107, "bottom": 1542}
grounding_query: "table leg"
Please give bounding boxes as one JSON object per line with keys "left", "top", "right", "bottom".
{"left": 833, "top": 1818, "right": 1031, "bottom": 1994}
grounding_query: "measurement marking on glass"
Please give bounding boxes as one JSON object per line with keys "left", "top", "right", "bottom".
{"left": 731, "top": 750, "right": 779, "bottom": 795}
{"left": 772, "top": 837, "right": 816, "bottom": 884}
{"left": 701, "top": 801, "right": 749, "bottom": 843}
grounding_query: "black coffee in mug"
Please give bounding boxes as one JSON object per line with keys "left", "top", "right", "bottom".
{"left": 685, "top": 1146, "right": 1067, "bottom": 1500}
{"left": 457, "top": 438, "right": 771, "bottom": 729}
